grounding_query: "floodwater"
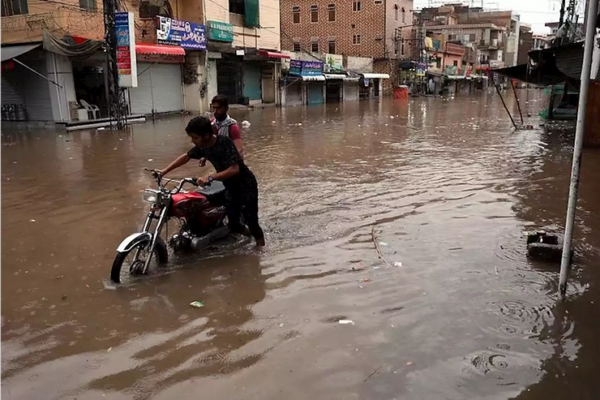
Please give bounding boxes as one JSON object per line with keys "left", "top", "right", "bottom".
{"left": 2, "top": 91, "right": 600, "bottom": 400}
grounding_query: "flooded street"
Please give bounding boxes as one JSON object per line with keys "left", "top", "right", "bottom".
{"left": 3, "top": 92, "right": 600, "bottom": 400}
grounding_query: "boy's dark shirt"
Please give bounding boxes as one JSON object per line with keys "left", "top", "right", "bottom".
{"left": 187, "top": 135, "right": 254, "bottom": 192}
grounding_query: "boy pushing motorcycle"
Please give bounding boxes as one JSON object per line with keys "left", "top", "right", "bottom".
{"left": 157, "top": 116, "right": 265, "bottom": 247}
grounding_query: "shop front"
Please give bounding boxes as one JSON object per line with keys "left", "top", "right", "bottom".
{"left": 360, "top": 73, "right": 390, "bottom": 99}
{"left": 129, "top": 44, "right": 186, "bottom": 115}
{"left": 324, "top": 74, "right": 344, "bottom": 102}
{"left": 283, "top": 59, "right": 325, "bottom": 106}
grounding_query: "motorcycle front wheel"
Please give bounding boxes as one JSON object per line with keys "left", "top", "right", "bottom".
{"left": 110, "top": 237, "right": 168, "bottom": 284}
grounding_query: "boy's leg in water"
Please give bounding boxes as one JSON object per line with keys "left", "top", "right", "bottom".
{"left": 241, "top": 186, "right": 265, "bottom": 247}
{"left": 225, "top": 190, "right": 245, "bottom": 235}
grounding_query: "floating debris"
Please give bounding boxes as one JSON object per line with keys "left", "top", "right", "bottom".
{"left": 338, "top": 319, "right": 355, "bottom": 325}
{"left": 190, "top": 301, "right": 204, "bottom": 308}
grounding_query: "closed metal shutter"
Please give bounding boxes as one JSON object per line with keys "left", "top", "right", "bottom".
{"left": 129, "top": 63, "right": 183, "bottom": 115}
{"left": 1, "top": 60, "right": 54, "bottom": 121}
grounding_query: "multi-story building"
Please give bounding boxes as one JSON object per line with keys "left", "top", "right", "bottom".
{"left": 418, "top": 5, "right": 521, "bottom": 69}
{"left": 517, "top": 23, "right": 534, "bottom": 65}
{"left": 279, "top": 0, "right": 414, "bottom": 98}
{"left": 1, "top": 0, "right": 284, "bottom": 123}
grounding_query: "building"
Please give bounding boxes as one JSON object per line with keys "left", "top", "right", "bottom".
{"left": 533, "top": 34, "right": 549, "bottom": 50}
{"left": 418, "top": 5, "right": 521, "bottom": 69}
{"left": 1, "top": 0, "right": 284, "bottom": 123}
{"left": 279, "top": 0, "right": 414, "bottom": 102}
{"left": 518, "top": 23, "right": 534, "bottom": 65}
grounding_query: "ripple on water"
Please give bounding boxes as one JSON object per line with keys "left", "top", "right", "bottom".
{"left": 486, "top": 300, "right": 554, "bottom": 338}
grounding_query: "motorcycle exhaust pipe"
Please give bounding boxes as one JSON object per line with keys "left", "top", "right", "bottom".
{"left": 190, "top": 226, "right": 232, "bottom": 251}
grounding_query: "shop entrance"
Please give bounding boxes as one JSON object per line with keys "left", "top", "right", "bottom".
{"left": 72, "top": 58, "right": 108, "bottom": 119}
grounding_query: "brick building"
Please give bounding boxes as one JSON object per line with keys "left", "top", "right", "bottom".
{"left": 280, "top": 0, "right": 414, "bottom": 94}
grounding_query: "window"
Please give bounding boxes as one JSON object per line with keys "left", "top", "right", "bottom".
{"left": 401, "top": 40, "right": 405, "bottom": 55}
{"left": 229, "top": 0, "right": 244, "bottom": 15}
{"left": 1, "top": 0, "right": 28, "bottom": 15}
{"left": 394, "top": 5, "right": 398, "bottom": 21}
{"left": 469, "top": 34, "right": 476, "bottom": 42}
{"left": 139, "top": 0, "right": 172, "bottom": 18}
{"left": 353, "top": 34, "right": 361, "bottom": 45}
{"left": 401, "top": 7, "right": 405, "bottom": 23}
{"left": 328, "top": 39, "right": 336, "bottom": 54}
{"left": 311, "top": 5, "right": 318, "bottom": 22}
{"left": 353, "top": 0, "right": 362, "bottom": 12}
{"left": 453, "top": 60, "right": 458, "bottom": 66}
{"left": 79, "top": 0, "right": 96, "bottom": 11}
{"left": 293, "top": 6, "right": 300, "bottom": 24}
{"left": 293, "top": 41, "right": 301, "bottom": 52}
{"left": 328, "top": 4, "right": 335, "bottom": 21}
{"left": 311, "top": 40, "right": 319, "bottom": 53}
{"left": 374, "top": 0, "right": 383, "bottom": 4}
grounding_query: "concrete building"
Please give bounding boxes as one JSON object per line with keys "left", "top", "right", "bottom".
{"left": 1, "top": 0, "right": 284, "bottom": 123}
{"left": 418, "top": 5, "right": 521, "bottom": 68}
{"left": 518, "top": 23, "right": 534, "bottom": 65}
{"left": 280, "top": 0, "right": 414, "bottom": 97}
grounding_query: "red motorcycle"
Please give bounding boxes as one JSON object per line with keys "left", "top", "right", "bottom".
{"left": 110, "top": 169, "right": 231, "bottom": 283}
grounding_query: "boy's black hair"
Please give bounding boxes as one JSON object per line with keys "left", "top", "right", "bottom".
{"left": 185, "top": 116, "right": 212, "bottom": 136}
{"left": 211, "top": 94, "right": 229, "bottom": 108}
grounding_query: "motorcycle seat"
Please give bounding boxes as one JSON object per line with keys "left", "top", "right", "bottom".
{"left": 196, "top": 181, "right": 226, "bottom": 204}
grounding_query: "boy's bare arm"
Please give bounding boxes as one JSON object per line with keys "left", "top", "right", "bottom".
{"left": 160, "top": 153, "right": 190, "bottom": 175}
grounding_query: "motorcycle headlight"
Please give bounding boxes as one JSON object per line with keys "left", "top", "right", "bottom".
{"left": 143, "top": 189, "right": 161, "bottom": 204}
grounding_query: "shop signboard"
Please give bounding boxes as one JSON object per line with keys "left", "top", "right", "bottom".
{"left": 114, "top": 11, "right": 137, "bottom": 87}
{"left": 157, "top": 16, "right": 206, "bottom": 50}
{"left": 207, "top": 21, "right": 234, "bottom": 42}
{"left": 324, "top": 53, "right": 343, "bottom": 72}
{"left": 289, "top": 59, "right": 324, "bottom": 77}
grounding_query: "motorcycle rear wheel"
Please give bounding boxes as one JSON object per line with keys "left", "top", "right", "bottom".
{"left": 110, "top": 237, "right": 168, "bottom": 284}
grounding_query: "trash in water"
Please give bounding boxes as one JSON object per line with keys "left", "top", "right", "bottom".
{"left": 406, "top": 361, "right": 414, "bottom": 366}
{"left": 148, "top": 159, "right": 154, "bottom": 162}
{"left": 393, "top": 261, "right": 403, "bottom": 267}
{"left": 107, "top": 347, "right": 112, "bottom": 352}
{"left": 363, "top": 278, "right": 371, "bottom": 283}
{"left": 379, "top": 241, "right": 388, "bottom": 247}
{"left": 279, "top": 323, "right": 284, "bottom": 328}
{"left": 241, "top": 120, "right": 251, "bottom": 128}
{"left": 97, "top": 127, "right": 106, "bottom": 131}
{"left": 29, "top": 219, "right": 36, "bottom": 223}
{"left": 190, "top": 301, "right": 204, "bottom": 308}
{"left": 338, "top": 319, "right": 355, "bottom": 325}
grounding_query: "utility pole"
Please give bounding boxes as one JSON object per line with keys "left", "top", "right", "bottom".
{"left": 103, "top": 0, "right": 127, "bottom": 130}
{"left": 558, "top": 0, "right": 599, "bottom": 299}
{"left": 559, "top": 0, "right": 566, "bottom": 28}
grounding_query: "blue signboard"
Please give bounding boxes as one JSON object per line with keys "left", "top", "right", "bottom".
{"left": 288, "top": 60, "right": 324, "bottom": 77}
{"left": 156, "top": 16, "right": 206, "bottom": 50}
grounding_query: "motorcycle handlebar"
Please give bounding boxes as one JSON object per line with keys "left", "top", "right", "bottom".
{"left": 144, "top": 169, "right": 199, "bottom": 193}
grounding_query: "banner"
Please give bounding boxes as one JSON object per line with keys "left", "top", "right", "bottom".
{"left": 289, "top": 60, "right": 324, "bottom": 77}
{"left": 157, "top": 16, "right": 206, "bottom": 50}
{"left": 114, "top": 12, "right": 137, "bottom": 87}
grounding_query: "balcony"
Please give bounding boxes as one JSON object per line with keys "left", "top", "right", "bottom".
{"left": 1, "top": 9, "right": 104, "bottom": 45}
{"left": 478, "top": 38, "right": 500, "bottom": 50}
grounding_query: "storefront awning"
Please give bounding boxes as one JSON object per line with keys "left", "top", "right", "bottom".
{"left": 301, "top": 75, "right": 325, "bottom": 81}
{"left": 136, "top": 44, "right": 185, "bottom": 56}
{"left": 324, "top": 74, "right": 346, "bottom": 80}
{"left": 361, "top": 73, "right": 390, "bottom": 79}
{"left": 1, "top": 44, "right": 40, "bottom": 62}
{"left": 258, "top": 50, "right": 290, "bottom": 59}
{"left": 343, "top": 76, "right": 360, "bottom": 82}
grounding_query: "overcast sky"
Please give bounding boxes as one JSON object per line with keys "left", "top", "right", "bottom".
{"left": 413, "top": 0, "right": 586, "bottom": 33}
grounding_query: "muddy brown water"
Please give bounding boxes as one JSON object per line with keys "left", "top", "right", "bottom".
{"left": 2, "top": 92, "right": 600, "bottom": 400}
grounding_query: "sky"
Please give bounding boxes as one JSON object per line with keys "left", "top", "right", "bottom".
{"left": 413, "top": 0, "right": 586, "bottom": 33}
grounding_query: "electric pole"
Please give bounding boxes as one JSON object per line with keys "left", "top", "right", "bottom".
{"left": 103, "top": 0, "right": 127, "bottom": 130}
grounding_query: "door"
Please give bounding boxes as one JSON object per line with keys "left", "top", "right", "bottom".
{"left": 130, "top": 63, "right": 183, "bottom": 115}
{"left": 216, "top": 55, "right": 242, "bottom": 104}
{"left": 242, "top": 62, "right": 262, "bottom": 101}
{"left": 306, "top": 82, "right": 323, "bottom": 105}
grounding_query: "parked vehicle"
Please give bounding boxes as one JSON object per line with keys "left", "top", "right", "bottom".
{"left": 110, "top": 169, "right": 231, "bottom": 283}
